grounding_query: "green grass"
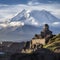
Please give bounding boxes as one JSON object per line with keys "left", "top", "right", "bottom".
{"left": 43, "top": 34, "right": 60, "bottom": 51}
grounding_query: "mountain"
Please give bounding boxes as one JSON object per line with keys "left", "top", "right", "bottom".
{"left": 0, "top": 9, "right": 60, "bottom": 42}
{"left": 0, "top": 24, "right": 41, "bottom": 42}
{"left": 11, "top": 9, "right": 27, "bottom": 22}
{"left": 30, "top": 10, "right": 60, "bottom": 23}
{"left": 11, "top": 9, "right": 60, "bottom": 26}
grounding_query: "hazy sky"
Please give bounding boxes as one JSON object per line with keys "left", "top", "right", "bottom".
{"left": 0, "top": 0, "right": 60, "bottom": 22}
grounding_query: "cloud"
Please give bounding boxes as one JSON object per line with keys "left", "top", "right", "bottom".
{"left": 0, "top": 21, "right": 24, "bottom": 29}
{"left": 27, "top": 1, "right": 40, "bottom": 5}
{"left": 31, "top": 19, "right": 38, "bottom": 25}
{"left": 50, "top": 22, "right": 60, "bottom": 27}
{"left": 27, "top": 17, "right": 39, "bottom": 26}
{"left": 0, "top": 3, "right": 60, "bottom": 23}
{"left": 9, "top": 21, "right": 24, "bottom": 27}
{"left": 0, "top": 23, "right": 8, "bottom": 28}
{"left": 52, "top": 22, "right": 60, "bottom": 25}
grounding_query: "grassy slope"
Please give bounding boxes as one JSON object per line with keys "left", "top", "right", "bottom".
{"left": 44, "top": 34, "right": 60, "bottom": 51}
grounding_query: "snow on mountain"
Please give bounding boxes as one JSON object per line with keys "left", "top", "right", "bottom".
{"left": 10, "top": 9, "right": 60, "bottom": 26}
{"left": 30, "top": 10, "right": 60, "bottom": 23}
{"left": 11, "top": 9, "right": 30, "bottom": 22}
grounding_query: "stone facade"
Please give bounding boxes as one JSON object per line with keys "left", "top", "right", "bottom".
{"left": 30, "top": 39, "right": 45, "bottom": 49}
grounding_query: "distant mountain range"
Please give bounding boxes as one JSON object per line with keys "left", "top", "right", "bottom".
{"left": 0, "top": 9, "right": 60, "bottom": 42}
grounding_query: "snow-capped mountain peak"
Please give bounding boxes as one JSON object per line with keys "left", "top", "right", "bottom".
{"left": 11, "top": 9, "right": 31, "bottom": 22}
{"left": 10, "top": 9, "right": 60, "bottom": 26}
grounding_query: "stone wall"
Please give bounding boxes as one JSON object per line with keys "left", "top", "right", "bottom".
{"left": 30, "top": 39, "right": 45, "bottom": 49}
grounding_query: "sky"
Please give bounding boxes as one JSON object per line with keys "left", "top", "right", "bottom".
{"left": 0, "top": 0, "right": 60, "bottom": 4}
{"left": 0, "top": 0, "right": 60, "bottom": 22}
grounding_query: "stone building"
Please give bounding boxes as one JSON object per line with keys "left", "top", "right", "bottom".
{"left": 30, "top": 24, "right": 53, "bottom": 49}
